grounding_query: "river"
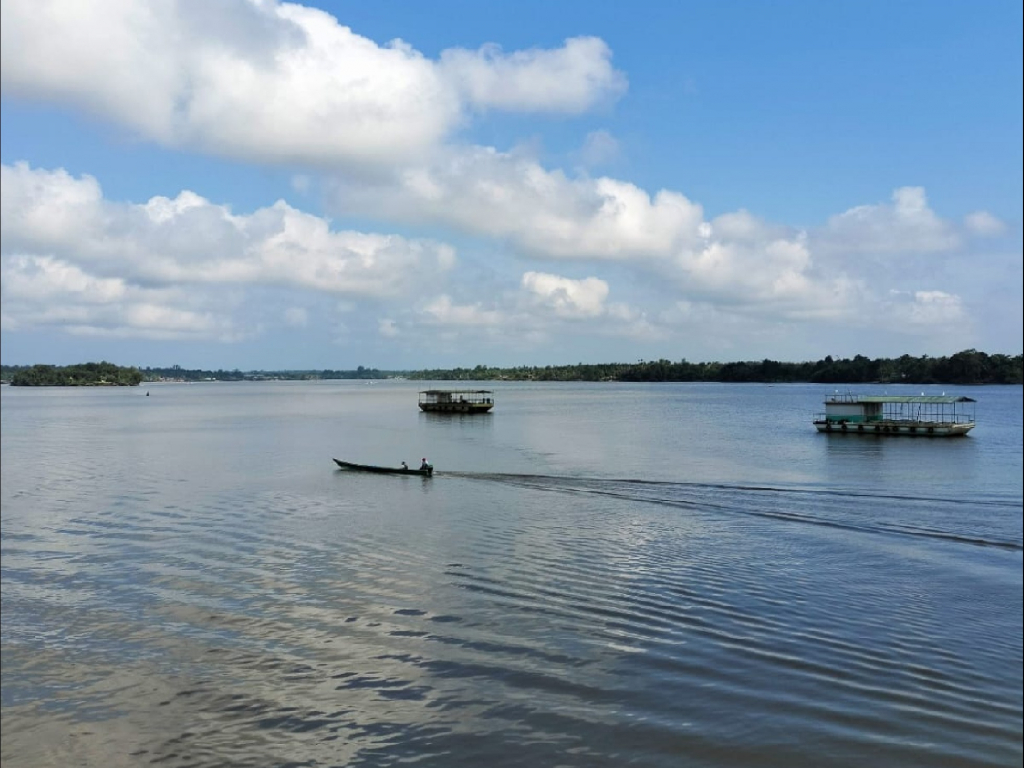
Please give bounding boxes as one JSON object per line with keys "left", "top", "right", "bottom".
{"left": 2, "top": 381, "right": 1021, "bottom": 767}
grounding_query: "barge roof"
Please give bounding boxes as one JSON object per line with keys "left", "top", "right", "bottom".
{"left": 419, "top": 389, "right": 493, "bottom": 394}
{"left": 828, "top": 395, "right": 976, "bottom": 404}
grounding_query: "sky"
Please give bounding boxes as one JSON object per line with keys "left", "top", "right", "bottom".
{"left": 1, "top": 0, "right": 1021, "bottom": 371}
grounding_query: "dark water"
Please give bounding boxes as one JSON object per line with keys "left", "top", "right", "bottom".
{"left": 2, "top": 381, "right": 1021, "bottom": 767}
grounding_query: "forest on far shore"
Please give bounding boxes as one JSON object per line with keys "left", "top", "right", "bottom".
{"left": 2, "top": 350, "right": 1021, "bottom": 386}
{"left": 410, "top": 350, "right": 1022, "bottom": 385}
{"left": 2, "top": 362, "right": 144, "bottom": 387}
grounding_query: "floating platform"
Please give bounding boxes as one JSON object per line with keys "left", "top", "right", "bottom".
{"left": 419, "top": 389, "right": 494, "bottom": 414}
{"left": 813, "top": 393, "right": 976, "bottom": 436}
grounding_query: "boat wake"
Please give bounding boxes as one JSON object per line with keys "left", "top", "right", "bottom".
{"left": 442, "top": 471, "right": 1023, "bottom": 552}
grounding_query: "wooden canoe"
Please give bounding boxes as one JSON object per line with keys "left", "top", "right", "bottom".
{"left": 333, "top": 459, "right": 433, "bottom": 476}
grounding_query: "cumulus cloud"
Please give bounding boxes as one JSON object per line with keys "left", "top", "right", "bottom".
{"left": 421, "top": 295, "right": 503, "bottom": 327}
{"left": 439, "top": 37, "right": 625, "bottom": 113}
{"left": 526, "top": 284, "right": 661, "bottom": 341}
{"left": 0, "top": 0, "right": 626, "bottom": 167}
{"left": 963, "top": 211, "right": 1006, "bottom": 237}
{"left": 333, "top": 147, "right": 706, "bottom": 259}
{"left": 661, "top": 209, "right": 835, "bottom": 315}
{"left": 399, "top": 268, "right": 657, "bottom": 347}
{"left": 2, "top": 162, "right": 455, "bottom": 295}
{"left": 0, "top": 254, "right": 242, "bottom": 339}
{"left": 400, "top": 286, "right": 655, "bottom": 353}
{"left": 521, "top": 271, "right": 609, "bottom": 318}
{"left": 2, "top": 255, "right": 127, "bottom": 305}
{"left": 5, "top": 151, "right": 975, "bottom": 349}
{"left": 814, "top": 186, "right": 960, "bottom": 255}
{"left": 333, "top": 152, "right": 855, "bottom": 316}
{"left": 888, "top": 289, "right": 967, "bottom": 327}
{"left": 1, "top": 162, "right": 455, "bottom": 338}
{"left": 2, "top": 1, "right": 1010, "bottom": 360}
{"left": 332, "top": 147, "right": 990, "bottom": 338}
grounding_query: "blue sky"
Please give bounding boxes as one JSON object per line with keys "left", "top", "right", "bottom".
{"left": 2, "top": 0, "right": 1021, "bottom": 370}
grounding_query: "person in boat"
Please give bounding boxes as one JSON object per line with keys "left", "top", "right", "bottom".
{"left": 401, "top": 461, "right": 409, "bottom": 471}
{"left": 420, "top": 458, "right": 430, "bottom": 470}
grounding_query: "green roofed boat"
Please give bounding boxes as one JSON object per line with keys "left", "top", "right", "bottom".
{"left": 813, "top": 393, "right": 976, "bottom": 436}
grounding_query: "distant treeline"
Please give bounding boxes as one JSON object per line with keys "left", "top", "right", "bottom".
{"left": 3, "top": 362, "right": 144, "bottom": 386}
{"left": 137, "top": 364, "right": 387, "bottom": 382}
{"left": 2, "top": 350, "right": 1020, "bottom": 387}
{"left": 411, "top": 350, "right": 1022, "bottom": 385}
{"left": 0, "top": 363, "right": 388, "bottom": 384}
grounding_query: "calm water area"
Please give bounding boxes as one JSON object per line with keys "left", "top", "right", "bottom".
{"left": 1, "top": 380, "right": 1021, "bottom": 767}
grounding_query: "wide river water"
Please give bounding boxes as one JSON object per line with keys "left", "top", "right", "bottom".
{"left": 1, "top": 380, "right": 1021, "bottom": 767}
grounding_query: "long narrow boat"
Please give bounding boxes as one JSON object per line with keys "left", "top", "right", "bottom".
{"left": 333, "top": 458, "right": 433, "bottom": 476}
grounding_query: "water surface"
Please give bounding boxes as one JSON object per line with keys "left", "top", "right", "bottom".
{"left": 2, "top": 381, "right": 1021, "bottom": 767}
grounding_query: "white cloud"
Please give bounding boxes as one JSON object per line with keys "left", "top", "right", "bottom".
{"left": 421, "top": 295, "right": 503, "bottom": 327}
{"left": 439, "top": 37, "right": 626, "bottom": 113}
{"left": 659, "top": 210, "right": 839, "bottom": 315}
{"left": 0, "top": 164, "right": 104, "bottom": 246}
{"left": 2, "top": 2, "right": 1013, "bottom": 362}
{"left": 2, "top": 255, "right": 128, "bottom": 304}
{"left": 963, "top": 211, "right": 1006, "bottom": 237}
{"left": 399, "top": 287, "right": 657, "bottom": 353}
{"left": 333, "top": 147, "right": 706, "bottom": 259}
{"left": 2, "top": 162, "right": 455, "bottom": 296}
{"left": 814, "top": 186, "right": 959, "bottom": 255}
{"left": 0, "top": 254, "right": 242, "bottom": 340}
{"left": 1, "top": 162, "right": 456, "bottom": 338}
{"left": 888, "top": 289, "right": 967, "bottom": 327}
{"left": 122, "top": 303, "right": 230, "bottom": 337}
{"left": 332, "top": 147, "right": 989, "bottom": 336}
{"left": 0, "top": 1, "right": 625, "bottom": 167}
{"left": 521, "top": 271, "right": 609, "bottom": 318}
{"left": 708, "top": 209, "right": 789, "bottom": 244}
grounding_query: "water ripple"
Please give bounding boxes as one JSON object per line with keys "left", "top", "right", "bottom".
{"left": 3, "top": 407, "right": 1020, "bottom": 767}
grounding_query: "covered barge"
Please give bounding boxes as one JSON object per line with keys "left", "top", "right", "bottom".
{"left": 419, "top": 389, "right": 494, "bottom": 414}
{"left": 813, "top": 393, "right": 976, "bottom": 436}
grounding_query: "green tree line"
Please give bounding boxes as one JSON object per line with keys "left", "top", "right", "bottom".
{"left": 409, "top": 350, "right": 1022, "bottom": 385}
{"left": 3, "top": 350, "right": 1020, "bottom": 387}
{"left": 4, "top": 362, "right": 144, "bottom": 386}
{"left": 139, "top": 364, "right": 386, "bottom": 382}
